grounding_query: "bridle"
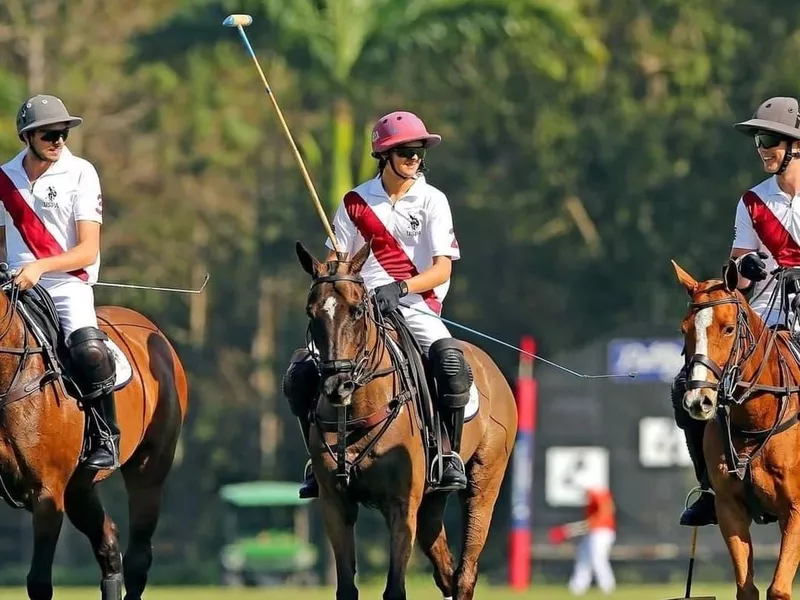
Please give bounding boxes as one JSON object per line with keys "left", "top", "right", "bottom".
{"left": 305, "top": 273, "right": 395, "bottom": 390}
{"left": 304, "top": 270, "right": 412, "bottom": 489}
{"left": 685, "top": 282, "right": 800, "bottom": 479}
{"left": 685, "top": 291, "right": 758, "bottom": 404}
{"left": 686, "top": 281, "right": 800, "bottom": 404}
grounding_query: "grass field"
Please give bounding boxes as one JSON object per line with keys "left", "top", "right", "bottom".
{"left": 0, "top": 582, "right": 752, "bottom": 599}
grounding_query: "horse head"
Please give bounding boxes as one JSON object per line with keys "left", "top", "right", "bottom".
{"left": 672, "top": 258, "right": 765, "bottom": 421}
{"left": 296, "top": 240, "right": 391, "bottom": 407}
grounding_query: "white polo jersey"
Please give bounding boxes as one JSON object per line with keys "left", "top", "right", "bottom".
{"left": 326, "top": 175, "right": 461, "bottom": 315}
{"left": 732, "top": 175, "right": 800, "bottom": 326}
{"left": 0, "top": 147, "right": 103, "bottom": 285}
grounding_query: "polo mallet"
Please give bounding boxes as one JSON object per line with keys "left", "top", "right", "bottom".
{"left": 547, "top": 519, "right": 589, "bottom": 544}
{"left": 664, "top": 525, "right": 715, "bottom": 600}
{"left": 222, "top": 14, "right": 343, "bottom": 256}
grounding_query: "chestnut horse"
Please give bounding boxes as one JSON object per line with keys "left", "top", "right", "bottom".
{"left": 295, "top": 241, "right": 517, "bottom": 600}
{"left": 674, "top": 259, "right": 800, "bottom": 600}
{"left": 0, "top": 276, "right": 188, "bottom": 600}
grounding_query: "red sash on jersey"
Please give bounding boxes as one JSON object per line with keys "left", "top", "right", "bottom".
{"left": 0, "top": 168, "right": 88, "bottom": 281}
{"left": 344, "top": 191, "right": 442, "bottom": 315}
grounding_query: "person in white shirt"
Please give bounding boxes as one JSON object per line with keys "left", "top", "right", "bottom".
{"left": 283, "top": 111, "right": 470, "bottom": 498}
{"left": 672, "top": 96, "right": 800, "bottom": 527}
{"left": 0, "top": 94, "right": 120, "bottom": 471}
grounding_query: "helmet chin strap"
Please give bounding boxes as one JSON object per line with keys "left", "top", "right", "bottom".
{"left": 25, "top": 133, "right": 56, "bottom": 163}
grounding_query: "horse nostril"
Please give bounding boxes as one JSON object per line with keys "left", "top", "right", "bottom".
{"left": 700, "top": 396, "right": 715, "bottom": 412}
{"left": 339, "top": 381, "right": 355, "bottom": 396}
{"left": 323, "top": 377, "right": 339, "bottom": 397}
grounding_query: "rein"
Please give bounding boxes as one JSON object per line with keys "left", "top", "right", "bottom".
{"left": 305, "top": 271, "right": 413, "bottom": 488}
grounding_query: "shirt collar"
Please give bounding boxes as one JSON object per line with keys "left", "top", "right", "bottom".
{"left": 367, "top": 173, "right": 426, "bottom": 201}
{"left": 7, "top": 146, "right": 73, "bottom": 178}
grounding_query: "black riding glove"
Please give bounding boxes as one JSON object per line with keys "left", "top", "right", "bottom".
{"left": 738, "top": 250, "right": 769, "bottom": 282}
{"left": 373, "top": 281, "right": 409, "bottom": 315}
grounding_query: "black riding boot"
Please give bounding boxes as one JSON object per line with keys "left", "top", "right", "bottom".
{"left": 671, "top": 364, "right": 716, "bottom": 526}
{"left": 67, "top": 327, "right": 120, "bottom": 471}
{"left": 282, "top": 349, "right": 320, "bottom": 499}
{"left": 430, "top": 339, "right": 471, "bottom": 493}
{"left": 679, "top": 424, "right": 717, "bottom": 526}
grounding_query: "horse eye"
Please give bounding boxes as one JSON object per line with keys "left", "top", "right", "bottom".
{"left": 723, "top": 324, "right": 735, "bottom": 336}
{"left": 351, "top": 304, "right": 364, "bottom": 319}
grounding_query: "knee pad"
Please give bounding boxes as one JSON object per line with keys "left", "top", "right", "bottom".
{"left": 66, "top": 327, "right": 115, "bottom": 394}
{"left": 429, "top": 338, "right": 473, "bottom": 409}
{"left": 282, "top": 348, "right": 319, "bottom": 417}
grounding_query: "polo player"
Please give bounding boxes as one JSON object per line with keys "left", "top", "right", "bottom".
{"left": 282, "top": 110, "right": 472, "bottom": 498}
{"left": 673, "top": 96, "right": 800, "bottom": 526}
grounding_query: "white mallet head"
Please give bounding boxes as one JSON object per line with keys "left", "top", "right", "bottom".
{"left": 223, "top": 14, "right": 253, "bottom": 27}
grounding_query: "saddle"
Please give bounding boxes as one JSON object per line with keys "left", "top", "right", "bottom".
{"left": 383, "top": 311, "right": 454, "bottom": 489}
{"left": 0, "top": 281, "right": 131, "bottom": 405}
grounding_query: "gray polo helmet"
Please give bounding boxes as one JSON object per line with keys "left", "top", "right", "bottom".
{"left": 16, "top": 94, "right": 83, "bottom": 137}
{"left": 734, "top": 96, "right": 800, "bottom": 140}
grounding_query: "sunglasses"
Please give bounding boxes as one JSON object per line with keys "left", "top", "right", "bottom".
{"left": 754, "top": 132, "right": 784, "bottom": 149}
{"left": 392, "top": 146, "right": 426, "bottom": 160}
{"left": 38, "top": 129, "right": 69, "bottom": 143}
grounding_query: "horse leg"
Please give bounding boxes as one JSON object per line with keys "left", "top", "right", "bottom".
{"left": 26, "top": 494, "right": 65, "bottom": 600}
{"left": 381, "top": 499, "right": 419, "bottom": 600}
{"left": 120, "top": 449, "right": 176, "bottom": 600}
{"left": 416, "top": 493, "right": 455, "bottom": 599}
{"left": 766, "top": 507, "right": 800, "bottom": 600}
{"left": 453, "top": 459, "right": 506, "bottom": 600}
{"left": 320, "top": 493, "right": 360, "bottom": 600}
{"left": 64, "top": 481, "right": 123, "bottom": 600}
{"left": 716, "top": 495, "right": 759, "bottom": 600}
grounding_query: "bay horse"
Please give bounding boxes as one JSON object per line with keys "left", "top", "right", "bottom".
{"left": 0, "top": 271, "right": 188, "bottom": 600}
{"left": 673, "top": 258, "right": 800, "bottom": 600}
{"left": 295, "top": 241, "right": 518, "bottom": 600}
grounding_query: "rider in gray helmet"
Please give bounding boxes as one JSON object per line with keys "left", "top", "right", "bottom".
{"left": 2, "top": 94, "right": 124, "bottom": 471}
{"left": 671, "top": 97, "right": 800, "bottom": 527}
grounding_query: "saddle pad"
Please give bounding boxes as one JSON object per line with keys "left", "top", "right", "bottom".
{"left": 106, "top": 339, "right": 133, "bottom": 390}
{"left": 384, "top": 335, "right": 480, "bottom": 422}
{"left": 17, "top": 302, "right": 132, "bottom": 390}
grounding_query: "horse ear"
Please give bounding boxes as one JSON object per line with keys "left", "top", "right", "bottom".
{"left": 296, "top": 241, "right": 321, "bottom": 278}
{"left": 349, "top": 240, "right": 372, "bottom": 274}
{"left": 671, "top": 259, "right": 698, "bottom": 295}
{"left": 722, "top": 258, "right": 739, "bottom": 292}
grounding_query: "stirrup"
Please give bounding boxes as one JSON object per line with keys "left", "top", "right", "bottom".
{"left": 445, "top": 451, "right": 465, "bottom": 471}
{"left": 684, "top": 485, "right": 715, "bottom": 510}
{"left": 302, "top": 458, "right": 313, "bottom": 479}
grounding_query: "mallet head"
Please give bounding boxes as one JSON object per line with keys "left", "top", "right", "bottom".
{"left": 223, "top": 14, "right": 253, "bottom": 27}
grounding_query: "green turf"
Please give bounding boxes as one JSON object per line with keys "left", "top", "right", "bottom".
{"left": 0, "top": 582, "right": 751, "bottom": 599}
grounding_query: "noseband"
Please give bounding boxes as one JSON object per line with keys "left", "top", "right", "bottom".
{"left": 306, "top": 273, "right": 394, "bottom": 391}
{"left": 685, "top": 294, "right": 754, "bottom": 403}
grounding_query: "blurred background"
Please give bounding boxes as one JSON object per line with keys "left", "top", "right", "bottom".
{"left": 0, "top": 0, "right": 794, "bottom": 593}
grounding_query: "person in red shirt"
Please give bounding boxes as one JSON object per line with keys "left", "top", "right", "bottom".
{"left": 568, "top": 487, "right": 617, "bottom": 596}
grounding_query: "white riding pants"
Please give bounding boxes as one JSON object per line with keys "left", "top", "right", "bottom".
{"left": 397, "top": 302, "right": 452, "bottom": 353}
{"left": 568, "top": 528, "right": 616, "bottom": 596}
{"left": 41, "top": 280, "right": 99, "bottom": 339}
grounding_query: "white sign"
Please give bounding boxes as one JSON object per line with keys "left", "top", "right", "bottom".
{"left": 638, "top": 417, "right": 693, "bottom": 468}
{"left": 545, "top": 446, "right": 609, "bottom": 507}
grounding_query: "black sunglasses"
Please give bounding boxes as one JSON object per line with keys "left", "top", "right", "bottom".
{"left": 39, "top": 129, "right": 69, "bottom": 143}
{"left": 392, "top": 146, "right": 426, "bottom": 159}
{"left": 754, "top": 132, "right": 784, "bottom": 149}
